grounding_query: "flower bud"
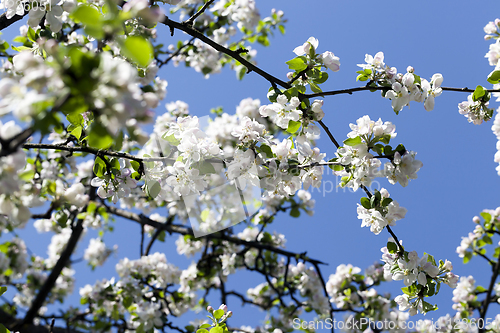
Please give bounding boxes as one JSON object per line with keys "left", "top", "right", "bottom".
{"left": 227, "top": 311, "right": 232, "bottom": 318}
{"left": 207, "top": 306, "right": 214, "bottom": 313}
{"left": 219, "top": 304, "right": 227, "bottom": 313}
{"left": 472, "top": 216, "right": 480, "bottom": 224}
{"left": 443, "top": 259, "right": 453, "bottom": 271}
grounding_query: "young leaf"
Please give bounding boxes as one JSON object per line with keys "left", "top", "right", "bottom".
{"left": 343, "top": 136, "right": 362, "bottom": 146}
{"left": 487, "top": 70, "right": 500, "bottom": 84}
{"left": 286, "top": 120, "right": 301, "bottom": 134}
{"left": 360, "top": 197, "right": 371, "bottom": 209}
{"left": 472, "top": 85, "right": 486, "bottom": 102}
{"left": 121, "top": 36, "right": 154, "bottom": 67}
{"left": 213, "top": 309, "right": 224, "bottom": 319}
{"left": 285, "top": 57, "right": 307, "bottom": 71}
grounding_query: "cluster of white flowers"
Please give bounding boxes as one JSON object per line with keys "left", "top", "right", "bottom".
{"left": 259, "top": 94, "right": 302, "bottom": 130}
{"left": 210, "top": 0, "right": 260, "bottom": 31}
{"left": 333, "top": 115, "right": 423, "bottom": 191}
{"left": 292, "top": 36, "right": 340, "bottom": 72}
{"left": 492, "top": 110, "right": 500, "bottom": 175}
{"left": 484, "top": 18, "right": 500, "bottom": 41}
{"left": 84, "top": 238, "right": 115, "bottom": 268}
{"left": 91, "top": 159, "right": 138, "bottom": 203}
{"left": 91, "top": 53, "right": 158, "bottom": 134}
{"left": 358, "top": 52, "right": 443, "bottom": 113}
{"left": 80, "top": 252, "right": 198, "bottom": 328}
{"left": 456, "top": 224, "right": 484, "bottom": 258}
{"left": 0, "top": 238, "right": 28, "bottom": 283}
{"left": 326, "top": 264, "right": 361, "bottom": 309}
{"left": 486, "top": 33, "right": 500, "bottom": 67}
{"left": 12, "top": 254, "right": 74, "bottom": 311}
{"left": 381, "top": 241, "right": 457, "bottom": 316}
{"left": 356, "top": 188, "right": 407, "bottom": 235}
{"left": 288, "top": 262, "right": 330, "bottom": 316}
{"left": 0, "top": 51, "right": 60, "bottom": 120}
{"left": 385, "top": 150, "right": 423, "bottom": 187}
{"left": 451, "top": 275, "right": 476, "bottom": 314}
{"left": 458, "top": 93, "right": 492, "bottom": 125}
{"left": 247, "top": 281, "right": 277, "bottom": 306}
{"left": 0, "top": 122, "right": 34, "bottom": 227}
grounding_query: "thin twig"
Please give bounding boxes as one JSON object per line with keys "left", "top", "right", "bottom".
{"left": 162, "top": 17, "right": 290, "bottom": 89}
{"left": 302, "top": 86, "right": 500, "bottom": 99}
{"left": 104, "top": 204, "right": 327, "bottom": 266}
{"left": 318, "top": 120, "right": 340, "bottom": 148}
{"left": 478, "top": 250, "right": 500, "bottom": 332}
{"left": 184, "top": 0, "right": 215, "bottom": 26}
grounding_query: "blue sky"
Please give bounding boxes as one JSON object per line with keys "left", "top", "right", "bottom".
{"left": 4, "top": 0, "right": 500, "bottom": 330}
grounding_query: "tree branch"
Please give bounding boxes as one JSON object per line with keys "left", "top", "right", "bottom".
{"left": 478, "top": 250, "right": 500, "bottom": 332}
{"left": 0, "top": 11, "right": 27, "bottom": 31}
{"left": 104, "top": 204, "right": 327, "bottom": 266}
{"left": 161, "top": 17, "right": 291, "bottom": 89}
{"left": 184, "top": 0, "right": 215, "bottom": 26}
{"left": 19, "top": 217, "right": 84, "bottom": 327}
{"left": 302, "top": 85, "right": 500, "bottom": 99}
{"left": 318, "top": 120, "right": 340, "bottom": 148}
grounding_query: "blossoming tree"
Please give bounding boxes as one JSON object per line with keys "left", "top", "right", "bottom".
{"left": 0, "top": 0, "right": 499, "bottom": 332}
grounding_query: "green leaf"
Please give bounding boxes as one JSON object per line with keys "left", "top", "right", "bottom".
{"left": 480, "top": 212, "right": 491, "bottom": 223}
{"left": 131, "top": 160, "right": 140, "bottom": 171}
{"left": 88, "top": 122, "right": 114, "bottom": 149}
{"left": 197, "top": 330, "right": 209, "bottom": 333}
{"left": 331, "top": 164, "right": 343, "bottom": 171}
{"left": 259, "top": 144, "right": 273, "bottom": 158}
{"left": 290, "top": 207, "right": 300, "bottom": 218}
{"left": 387, "top": 241, "right": 398, "bottom": 254}
{"left": 483, "top": 235, "right": 493, "bottom": 245}
{"left": 313, "top": 71, "right": 329, "bottom": 84}
{"left": 70, "top": 126, "right": 83, "bottom": 140}
{"left": 93, "top": 157, "right": 106, "bottom": 177}
{"left": 309, "top": 81, "right": 322, "bottom": 93}
{"left": 286, "top": 120, "right": 301, "bottom": 134}
{"left": 343, "top": 136, "right": 362, "bottom": 146}
{"left": 285, "top": 57, "right": 307, "bottom": 71}
{"left": 157, "top": 230, "right": 166, "bottom": 242}
{"left": 378, "top": 134, "right": 391, "bottom": 145}
{"left": 71, "top": 5, "right": 102, "bottom": 27}
{"left": 213, "top": 309, "right": 224, "bottom": 320}
{"left": 463, "top": 251, "right": 472, "bottom": 264}
{"left": 200, "top": 209, "right": 210, "bottom": 222}
{"left": 381, "top": 197, "right": 393, "bottom": 207}
{"left": 210, "top": 327, "right": 223, "bottom": 333}
{"left": 121, "top": 36, "right": 154, "bottom": 67}
{"left": 197, "top": 161, "right": 217, "bottom": 175}
{"left": 487, "top": 70, "right": 500, "bottom": 84}
{"left": 19, "top": 169, "right": 35, "bottom": 181}
{"left": 356, "top": 74, "right": 369, "bottom": 82}
{"left": 162, "top": 133, "right": 181, "bottom": 146}
{"left": 0, "top": 286, "right": 6, "bottom": 296}
{"left": 146, "top": 179, "right": 161, "bottom": 199}
{"left": 11, "top": 45, "right": 31, "bottom": 52}
{"left": 472, "top": 85, "right": 486, "bottom": 102}
{"left": 27, "top": 26, "right": 37, "bottom": 42}
{"left": 199, "top": 324, "right": 211, "bottom": 329}
{"left": 400, "top": 287, "right": 412, "bottom": 295}
{"left": 360, "top": 197, "right": 371, "bottom": 209}
{"left": 475, "top": 285, "right": 487, "bottom": 293}
{"left": 0, "top": 323, "right": 10, "bottom": 333}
